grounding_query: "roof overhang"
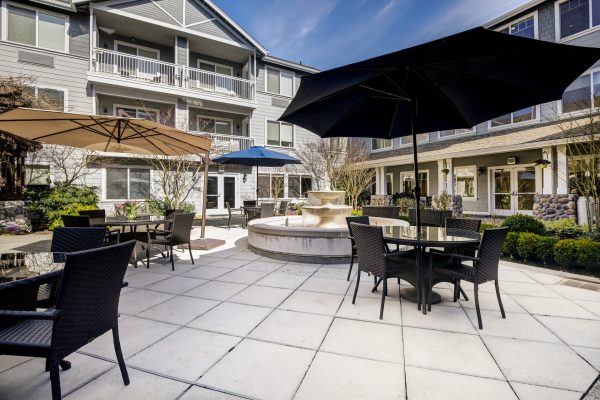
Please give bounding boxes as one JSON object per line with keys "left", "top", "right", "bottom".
{"left": 484, "top": 0, "right": 547, "bottom": 29}
{"left": 262, "top": 55, "right": 320, "bottom": 74}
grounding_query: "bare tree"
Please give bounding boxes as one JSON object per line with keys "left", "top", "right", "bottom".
{"left": 147, "top": 154, "right": 205, "bottom": 209}
{"left": 295, "top": 138, "right": 346, "bottom": 190}
{"left": 27, "top": 145, "right": 102, "bottom": 185}
{"left": 555, "top": 104, "right": 600, "bottom": 230}
{"left": 335, "top": 141, "right": 376, "bottom": 210}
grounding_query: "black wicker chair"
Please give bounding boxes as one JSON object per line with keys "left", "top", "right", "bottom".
{"left": 277, "top": 200, "right": 289, "bottom": 216}
{"left": 78, "top": 209, "right": 106, "bottom": 226}
{"left": 346, "top": 216, "right": 370, "bottom": 281}
{"left": 0, "top": 241, "right": 136, "bottom": 400}
{"left": 50, "top": 227, "right": 107, "bottom": 253}
{"left": 431, "top": 227, "right": 509, "bottom": 329}
{"left": 243, "top": 200, "right": 257, "bottom": 207}
{"left": 351, "top": 223, "right": 418, "bottom": 319}
{"left": 61, "top": 215, "right": 90, "bottom": 227}
{"left": 260, "top": 203, "right": 275, "bottom": 218}
{"left": 64, "top": 214, "right": 120, "bottom": 244}
{"left": 145, "top": 212, "right": 195, "bottom": 271}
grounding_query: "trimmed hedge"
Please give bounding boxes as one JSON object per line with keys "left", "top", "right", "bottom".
{"left": 516, "top": 233, "right": 539, "bottom": 261}
{"left": 502, "top": 232, "right": 520, "bottom": 257}
{"left": 554, "top": 239, "right": 600, "bottom": 270}
{"left": 501, "top": 214, "right": 546, "bottom": 235}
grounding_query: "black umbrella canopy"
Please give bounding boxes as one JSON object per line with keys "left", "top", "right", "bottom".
{"left": 280, "top": 27, "right": 600, "bottom": 138}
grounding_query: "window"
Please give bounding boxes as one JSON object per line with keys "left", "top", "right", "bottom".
{"left": 454, "top": 166, "right": 477, "bottom": 200}
{"left": 22, "top": 86, "right": 66, "bottom": 111}
{"left": 557, "top": 0, "right": 600, "bottom": 39}
{"left": 257, "top": 174, "right": 286, "bottom": 198}
{"left": 114, "top": 105, "right": 159, "bottom": 122}
{"left": 266, "top": 67, "right": 294, "bottom": 97}
{"left": 438, "top": 128, "right": 473, "bottom": 138}
{"left": 5, "top": 4, "right": 67, "bottom": 51}
{"left": 401, "top": 133, "right": 428, "bottom": 146}
{"left": 25, "top": 165, "right": 50, "bottom": 187}
{"left": 115, "top": 42, "right": 159, "bottom": 60}
{"left": 371, "top": 139, "right": 392, "bottom": 151}
{"left": 568, "top": 155, "right": 600, "bottom": 194}
{"left": 267, "top": 120, "right": 294, "bottom": 147}
{"left": 198, "top": 60, "right": 233, "bottom": 76}
{"left": 197, "top": 116, "right": 233, "bottom": 135}
{"left": 561, "top": 72, "right": 600, "bottom": 113}
{"left": 490, "top": 106, "right": 537, "bottom": 127}
{"left": 499, "top": 15, "right": 536, "bottom": 38}
{"left": 105, "top": 167, "right": 150, "bottom": 200}
{"left": 288, "top": 175, "right": 312, "bottom": 198}
{"left": 399, "top": 171, "right": 429, "bottom": 196}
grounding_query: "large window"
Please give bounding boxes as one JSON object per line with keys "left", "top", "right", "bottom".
{"left": 438, "top": 128, "right": 473, "bottom": 139}
{"left": 25, "top": 165, "right": 50, "bottom": 188}
{"left": 288, "top": 175, "right": 312, "bottom": 198}
{"left": 371, "top": 139, "right": 392, "bottom": 151}
{"left": 568, "top": 155, "right": 600, "bottom": 195}
{"left": 197, "top": 116, "right": 233, "bottom": 135}
{"left": 266, "top": 68, "right": 294, "bottom": 97}
{"left": 23, "top": 86, "right": 66, "bottom": 111}
{"left": 490, "top": 106, "right": 537, "bottom": 127}
{"left": 6, "top": 4, "right": 67, "bottom": 51}
{"left": 499, "top": 15, "right": 536, "bottom": 38}
{"left": 557, "top": 0, "right": 600, "bottom": 39}
{"left": 401, "top": 133, "right": 428, "bottom": 146}
{"left": 267, "top": 120, "right": 294, "bottom": 147}
{"left": 198, "top": 60, "right": 233, "bottom": 76}
{"left": 399, "top": 171, "right": 429, "bottom": 196}
{"left": 105, "top": 167, "right": 150, "bottom": 200}
{"left": 114, "top": 105, "right": 159, "bottom": 122}
{"left": 454, "top": 166, "right": 477, "bottom": 200}
{"left": 257, "top": 174, "right": 285, "bottom": 198}
{"left": 561, "top": 72, "right": 600, "bottom": 113}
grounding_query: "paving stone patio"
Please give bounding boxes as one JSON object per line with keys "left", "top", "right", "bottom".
{"left": 1, "top": 225, "right": 600, "bottom": 399}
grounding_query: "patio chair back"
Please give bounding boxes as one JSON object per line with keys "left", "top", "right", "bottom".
{"left": 61, "top": 215, "right": 91, "bottom": 228}
{"left": 474, "top": 227, "right": 509, "bottom": 283}
{"left": 350, "top": 223, "right": 386, "bottom": 277}
{"left": 243, "top": 200, "right": 257, "bottom": 207}
{"left": 78, "top": 209, "right": 106, "bottom": 226}
{"left": 171, "top": 212, "right": 195, "bottom": 245}
{"left": 51, "top": 227, "right": 106, "bottom": 253}
{"left": 51, "top": 241, "right": 135, "bottom": 357}
{"left": 278, "top": 200, "right": 289, "bottom": 215}
{"left": 165, "top": 209, "right": 182, "bottom": 219}
{"left": 346, "top": 216, "right": 369, "bottom": 237}
{"left": 260, "top": 203, "right": 275, "bottom": 218}
{"left": 446, "top": 217, "right": 481, "bottom": 232}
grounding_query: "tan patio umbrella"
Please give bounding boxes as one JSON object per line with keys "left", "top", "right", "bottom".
{"left": 0, "top": 108, "right": 213, "bottom": 237}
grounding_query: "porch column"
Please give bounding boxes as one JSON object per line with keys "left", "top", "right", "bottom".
{"left": 437, "top": 159, "right": 445, "bottom": 194}
{"left": 176, "top": 99, "right": 188, "bottom": 131}
{"left": 541, "top": 146, "right": 555, "bottom": 195}
{"left": 446, "top": 158, "right": 454, "bottom": 195}
{"left": 556, "top": 144, "right": 568, "bottom": 194}
{"left": 374, "top": 167, "right": 384, "bottom": 195}
{"left": 175, "top": 36, "right": 188, "bottom": 66}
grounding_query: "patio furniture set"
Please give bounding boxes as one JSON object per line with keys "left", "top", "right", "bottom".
{"left": 226, "top": 200, "right": 288, "bottom": 229}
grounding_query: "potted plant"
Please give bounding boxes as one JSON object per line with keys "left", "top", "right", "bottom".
{"left": 116, "top": 201, "right": 142, "bottom": 220}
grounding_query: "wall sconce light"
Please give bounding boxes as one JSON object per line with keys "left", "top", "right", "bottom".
{"left": 243, "top": 172, "right": 247, "bottom": 183}
{"left": 478, "top": 166, "right": 485, "bottom": 176}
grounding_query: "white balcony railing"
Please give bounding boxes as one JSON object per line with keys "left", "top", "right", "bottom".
{"left": 91, "top": 48, "right": 255, "bottom": 101}
{"left": 191, "top": 131, "right": 255, "bottom": 156}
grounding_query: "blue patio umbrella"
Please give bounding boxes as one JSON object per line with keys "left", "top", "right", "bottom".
{"left": 212, "top": 146, "right": 301, "bottom": 201}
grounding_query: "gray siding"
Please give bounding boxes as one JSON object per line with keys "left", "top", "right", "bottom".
{"left": 538, "top": 2, "right": 555, "bottom": 42}
{"left": 176, "top": 36, "right": 188, "bottom": 66}
{"left": 185, "top": 0, "right": 211, "bottom": 25}
{"left": 109, "top": 0, "right": 175, "bottom": 25}
{"left": 189, "top": 19, "right": 241, "bottom": 43}
{"left": 155, "top": 0, "right": 183, "bottom": 23}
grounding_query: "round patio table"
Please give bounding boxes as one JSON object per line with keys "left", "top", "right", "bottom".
{"left": 382, "top": 226, "right": 480, "bottom": 312}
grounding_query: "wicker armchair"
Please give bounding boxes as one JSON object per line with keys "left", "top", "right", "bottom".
{"left": 260, "top": 203, "right": 275, "bottom": 218}
{"left": 345, "top": 216, "right": 370, "bottom": 281}
{"left": 431, "top": 227, "right": 508, "bottom": 329}
{"left": 78, "top": 209, "right": 107, "bottom": 226}
{"left": 277, "top": 200, "right": 289, "bottom": 216}
{"left": 145, "top": 212, "right": 195, "bottom": 271}
{"left": 351, "top": 223, "right": 418, "bottom": 319}
{"left": 0, "top": 241, "right": 136, "bottom": 400}
{"left": 51, "top": 227, "right": 107, "bottom": 253}
{"left": 64, "top": 214, "right": 120, "bottom": 244}
{"left": 443, "top": 218, "right": 482, "bottom": 301}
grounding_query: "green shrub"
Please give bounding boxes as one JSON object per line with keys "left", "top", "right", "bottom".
{"left": 516, "top": 233, "right": 540, "bottom": 261}
{"left": 554, "top": 239, "right": 600, "bottom": 269}
{"left": 501, "top": 214, "right": 546, "bottom": 235}
{"left": 554, "top": 239, "right": 579, "bottom": 268}
{"left": 146, "top": 197, "right": 195, "bottom": 215}
{"left": 395, "top": 197, "right": 416, "bottom": 216}
{"left": 503, "top": 232, "right": 520, "bottom": 257}
{"left": 479, "top": 223, "right": 498, "bottom": 233}
{"left": 351, "top": 209, "right": 363, "bottom": 216}
{"left": 535, "top": 236, "right": 559, "bottom": 264}
{"left": 24, "top": 183, "right": 99, "bottom": 230}
{"left": 544, "top": 218, "right": 580, "bottom": 238}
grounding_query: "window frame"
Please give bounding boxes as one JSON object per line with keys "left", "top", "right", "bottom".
{"left": 287, "top": 174, "right": 313, "bottom": 199}
{"left": 399, "top": 169, "right": 430, "bottom": 197}
{"left": 196, "top": 114, "right": 234, "bottom": 136}
{"left": 436, "top": 128, "right": 475, "bottom": 140}
{"left": 453, "top": 165, "right": 478, "bottom": 201}
{"left": 103, "top": 165, "right": 152, "bottom": 201}
{"left": 370, "top": 138, "right": 393, "bottom": 152}
{"left": 557, "top": 67, "right": 600, "bottom": 116}
{"left": 555, "top": 0, "right": 600, "bottom": 41}
{"left": 197, "top": 58, "right": 233, "bottom": 76}
{"left": 114, "top": 40, "right": 160, "bottom": 60}
{"left": 1, "top": 1, "right": 69, "bottom": 53}
{"left": 265, "top": 66, "right": 295, "bottom": 97}
{"left": 496, "top": 12, "right": 539, "bottom": 40}
{"left": 487, "top": 104, "right": 541, "bottom": 130}
{"left": 399, "top": 133, "right": 429, "bottom": 147}
{"left": 265, "top": 119, "right": 294, "bottom": 148}
{"left": 25, "top": 85, "right": 68, "bottom": 111}
{"left": 113, "top": 104, "right": 160, "bottom": 123}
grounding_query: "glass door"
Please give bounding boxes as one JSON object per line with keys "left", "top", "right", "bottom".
{"left": 492, "top": 166, "right": 538, "bottom": 215}
{"left": 515, "top": 167, "right": 536, "bottom": 214}
{"left": 204, "top": 174, "right": 239, "bottom": 214}
{"left": 206, "top": 176, "right": 219, "bottom": 210}
{"left": 493, "top": 169, "right": 513, "bottom": 216}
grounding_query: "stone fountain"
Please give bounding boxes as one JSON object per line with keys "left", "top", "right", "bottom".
{"left": 302, "top": 191, "right": 353, "bottom": 228}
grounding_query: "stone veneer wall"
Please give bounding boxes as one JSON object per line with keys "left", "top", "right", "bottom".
{"left": 0, "top": 200, "right": 31, "bottom": 232}
{"left": 533, "top": 194, "right": 577, "bottom": 221}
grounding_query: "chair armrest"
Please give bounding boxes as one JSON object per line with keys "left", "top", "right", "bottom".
{"left": 106, "top": 228, "right": 121, "bottom": 234}
{"left": 429, "top": 248, "right": 479, "bottom": 262}
{"left": 0, "top": 270, "right": 63, "bottom": 291}
{"left": 147, "top": 228, "right": 171, "bottom": 234}
{"left": 0, "top": 309, "right": 61, "bottom": 320}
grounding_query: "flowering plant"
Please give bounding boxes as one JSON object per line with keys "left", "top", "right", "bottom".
{"left": 115, "top": 201, "right": 142, "bottom": 220}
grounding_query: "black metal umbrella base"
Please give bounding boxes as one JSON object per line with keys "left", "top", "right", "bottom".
{"left": 400, "top": 287, "right": 441, "bottom": 304}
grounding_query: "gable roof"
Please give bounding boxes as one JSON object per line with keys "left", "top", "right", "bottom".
{"left": 484, "top": 0, "right": 547, "bottom": 29}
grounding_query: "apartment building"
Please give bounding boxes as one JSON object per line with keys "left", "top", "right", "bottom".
{"left": 368, "top": 0, "right": 600, "bottom": 218}
{"left": 0, "top": 0, "right": 320, "bottom": 214}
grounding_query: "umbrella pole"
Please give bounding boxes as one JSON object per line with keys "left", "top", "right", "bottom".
{"left": 200, "top": 152, "right": 210, "bottom": 239}
{"left": 410, "top": 100, "right": 421, "bottom": 230}
{"left": 256, "top": 161, "right": 259, "bottom": 203}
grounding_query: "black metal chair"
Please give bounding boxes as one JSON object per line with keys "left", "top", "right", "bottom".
{"left": 145, "top": 212, "right": 195, "bottom": 271}
{"left": 78, "top": 209, "right": 106, "bottom": 226}
{"left": 346, "top": 216, "right": 370, "bottom": 281}
{"left": 277, "top": 200, "right": 289, "bottom": 216}
{"left": 0, "top": 241, "right": 136, "bottom": 400}
{"left": 443, "top": 218, "right": 483, "bottom": 301}
{"left": 431, "top": 227, "right": 509, "bottom": 329}
{"left": 61, "top": 215, "right": 90, "bottom": 228}
{"left": 51, "top": 227, "right": 107, "bottom": 253}
{"left": 351, "top": 223, "right": 418, "bottom": 319}
{"left": 225, "top": 202, "right": 244, "bottom": 229}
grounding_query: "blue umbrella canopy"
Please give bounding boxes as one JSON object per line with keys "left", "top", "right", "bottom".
{"left": 212, "top": 146, "right": 301, "bottom": 201}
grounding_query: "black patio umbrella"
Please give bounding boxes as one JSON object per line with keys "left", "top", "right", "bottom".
{"left": 280, "top": 26, "right": 600, "bottom": 228}
{"left": 212, "top": 146, "right": 301, "bottom": 202}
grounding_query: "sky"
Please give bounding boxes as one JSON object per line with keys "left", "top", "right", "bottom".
{"left": 213, "top": 0, "right": 532, "bottom": 70}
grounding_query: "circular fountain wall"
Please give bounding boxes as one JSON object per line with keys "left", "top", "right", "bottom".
{"left": 247, "top": 191, "right": 353, "bottom": 263}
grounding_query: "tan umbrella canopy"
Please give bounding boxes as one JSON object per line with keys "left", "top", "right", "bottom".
{"left": 0, "top": 108, "right": 213, "bottom": 237}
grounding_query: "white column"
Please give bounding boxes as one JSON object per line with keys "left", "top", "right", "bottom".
{"left": 556, "top": 144, "right": 568, "bottom": 194}
{"left": 446, "top": 158, "right": 454, "bottom": 195}
{"left": 437, "top": 159, "right": 445, "bottom": 194}
{"left": 375, "top": 167, "right": 382, "bottom": 195}
{"left": 541, "top": 146, "right": 555, "bottom": 195}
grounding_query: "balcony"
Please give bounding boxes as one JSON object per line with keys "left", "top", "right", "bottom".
{"left": 90, "top": 48, "right": 255, "bottom": 104}
{"left": 190, "top": 131, "right": 255, "bottom": 156}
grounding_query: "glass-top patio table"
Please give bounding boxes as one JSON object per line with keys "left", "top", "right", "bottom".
{"left": 379, "top": 225, "right": 481, "bottom": 312}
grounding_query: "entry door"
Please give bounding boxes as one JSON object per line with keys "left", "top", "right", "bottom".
{"left": 204, "top": 174, "right": 239, "bottom": 214}
{"left": 492, "top": 166, "right": 537, "bottom": 215}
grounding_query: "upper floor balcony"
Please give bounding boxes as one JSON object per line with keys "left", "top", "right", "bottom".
{"left": 190, "top": 131, "right": 254, "bottom": 157}
{"left": 89, "top": 48, "right": 255, "bottom": 105}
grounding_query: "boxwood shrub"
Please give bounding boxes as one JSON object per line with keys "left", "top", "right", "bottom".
{"left": 554, "top": 239, "right": 600, "bottom": 270}
{"left": 502, "top": 232, "right": 520, "bottom": 257}
{"left": 516, "top": 233, "right": 539, "bottom": 261}
{"left": 501, "top": 214, "right": 546, "bottom": 235}
{"left": 535, "top": 236, "right": 559, "bottom": 264}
